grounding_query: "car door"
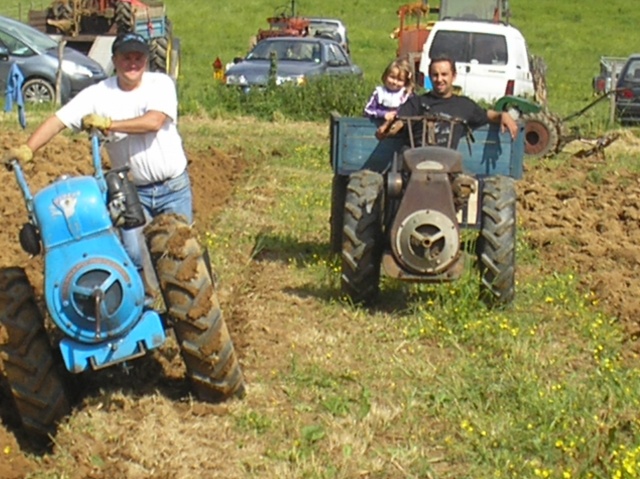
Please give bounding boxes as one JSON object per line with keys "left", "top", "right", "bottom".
{"left": 324, "top": 43, "right": 357, "bottom": 76}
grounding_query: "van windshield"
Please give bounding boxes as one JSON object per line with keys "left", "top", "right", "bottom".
{"left": 430, "top": 31, "right": 508, "bottom": 65}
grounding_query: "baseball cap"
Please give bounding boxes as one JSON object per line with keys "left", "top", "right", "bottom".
{"left": 111, "top": 32, "right": 150, "bottom": 56}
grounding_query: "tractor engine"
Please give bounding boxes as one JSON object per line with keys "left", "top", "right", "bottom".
{"left": 31, "top": 174, "right": 164, "bottom": 373}
{"left": 385, "top": 146, "right": 474, "bottom": 280}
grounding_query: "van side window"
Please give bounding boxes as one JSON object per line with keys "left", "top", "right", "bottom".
{"left": 471, "top": 33, "right": 508, "bottom": 65}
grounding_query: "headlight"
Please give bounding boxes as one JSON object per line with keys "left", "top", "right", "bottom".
{"left": 226, "top": 74, "right": 248, "bottom": 86}
{"left": 61, "top": 60, "right": 93, "bottom": 78}
{"left": 276, "top": 75, "right": 305, "bottom": 86}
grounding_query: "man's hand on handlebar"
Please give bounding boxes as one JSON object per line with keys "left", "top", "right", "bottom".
{"left": 81, "top": 114, "right": 112, "bottom": 134}
{"left": 2, "top": 144, "right": 33, "bottom": 167}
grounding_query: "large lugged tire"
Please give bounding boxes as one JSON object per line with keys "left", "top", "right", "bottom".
{"left": 341, "top": 170, "right": 384, "bottom": 305}
{"left": 529, "top": 54, "right": 548, "bottom": 108}
{"left": 329, "top": 174, "right": 348, "bottom": 255}
{"left": 476, "top": 176, "right": 516, "bottom": 306}
{"left": 144, "top": 214, "right": 245, "bottom": 401}
{"left": 114, "top": 0, "right": 133, "bottom": 33}
{"left": 149, "top": 36, "right": 169, "bottom": 73}
{"left": 523, "top": 112, "right": 560, "bottom": 158}
{"left": 0, "top": 267, "right": 71, "bottom": 440}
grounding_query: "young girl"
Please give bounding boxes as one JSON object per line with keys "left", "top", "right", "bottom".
{"left": 364, "top": 58, "right": 414, "bottom": 121}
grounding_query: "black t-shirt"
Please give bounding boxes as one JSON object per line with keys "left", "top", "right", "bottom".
{"left": 397, "top": 92, "right": 489, "bottom": 149}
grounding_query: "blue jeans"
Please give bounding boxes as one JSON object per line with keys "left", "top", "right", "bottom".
{"left": 121, "top": 169, "right": 193, "bottom": 270}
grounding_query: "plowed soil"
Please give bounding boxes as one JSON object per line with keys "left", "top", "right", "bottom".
{"left": 0, "top": 128, "right": 639, "bottom": 478}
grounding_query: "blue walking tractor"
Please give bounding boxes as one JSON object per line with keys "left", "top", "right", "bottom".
{"left": 0, "top": 132, "right": 245, "bottom": 442}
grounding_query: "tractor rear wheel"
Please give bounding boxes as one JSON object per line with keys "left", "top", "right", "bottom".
{"left": 476, "top": 176, "right": 517, "bottom": 307}
{"left": 329, "top": 174, "right": 348, "bottom": 255}
{"left": 0, "top": 267, "right": 71, "bottom": 441}
{"left": 523, "top": 112, "right": 559, "bottom": 158}
{"left": 149, "top": 36, "right": 169, "bottom": 73}
{"left": 341, "top": 170, "right": 384, "bottom": 305}
{"left": 144, "top": 214, "right": 245, "bottom": 402}
{"left": 115, "top": 0, "right": 133, "bottom": 33}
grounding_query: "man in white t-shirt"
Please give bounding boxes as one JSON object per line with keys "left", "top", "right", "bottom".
{"left": 3, "top": 32, "right": 192, "bottom": 287}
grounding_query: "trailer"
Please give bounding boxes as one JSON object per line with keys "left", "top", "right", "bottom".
{"left": 593, "top": 56, "right": 628, "bottom": 94}
{"left": 28, "top": 0, "right": 180, "bottom": 81}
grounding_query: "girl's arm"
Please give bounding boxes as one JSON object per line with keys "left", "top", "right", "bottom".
{"left": 363, "top": 89, "right": 388, "bottom": 118}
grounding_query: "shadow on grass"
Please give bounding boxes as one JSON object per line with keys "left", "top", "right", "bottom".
{"left": 250, "top": 231, "right": 425, "bottom": 313}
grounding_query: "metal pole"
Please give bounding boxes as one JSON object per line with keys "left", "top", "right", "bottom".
{"left": 609, "top": 69, "right": 618, "bottom": 124}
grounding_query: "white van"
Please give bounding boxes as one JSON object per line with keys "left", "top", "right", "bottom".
{"left": 419, "top": 20, "right": 534, "bottom": 102}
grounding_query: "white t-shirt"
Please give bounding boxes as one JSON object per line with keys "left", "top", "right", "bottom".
{"left": 56, "top": 72, "right": 187, "bottom": 185}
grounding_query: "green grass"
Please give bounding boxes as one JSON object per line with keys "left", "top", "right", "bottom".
{"left": 4, "top": 0, "right": 639, "bottom": 126}
{"left": 192, "top": 121, "right": 640, "bottom": 478}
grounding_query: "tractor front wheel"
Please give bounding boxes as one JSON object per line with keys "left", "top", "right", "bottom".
{"left": 476, "top": 176, "right": 517, "bottom": 307}
{"left": 341, "top": 170, "right": 384, "bottom": 305}
{"left": 0, "top": 267, "right": 71, "bottom": 441}
{"left": 144, "top": 214, "right": 245, "bottom": 402}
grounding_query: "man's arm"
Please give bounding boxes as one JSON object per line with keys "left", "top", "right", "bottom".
{"left": 108, "top": 110, "right": 169, "bottom": 134}
{"left": 487, "top": 109, "right": 518, "bottom": 139}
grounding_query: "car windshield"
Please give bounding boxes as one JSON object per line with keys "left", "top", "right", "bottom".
{"left": 0, "top": 16, "right": 58, "bottom": 54}
{"left": 246, "top": 40, "right": 321, "bottom": 62}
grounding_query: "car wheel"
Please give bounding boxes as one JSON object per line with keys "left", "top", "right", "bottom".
{"left": 22, "top": 78, "right": 55, "bottom": 103}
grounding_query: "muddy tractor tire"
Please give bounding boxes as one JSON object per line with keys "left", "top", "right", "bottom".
{"left": 329, "top": 174, "right": 348, "bottom": 255}
{"left": 523, "top": 112, "right": 560, "bottom": 158}
{"left": 0, "top": 267, "right": 71, "bottom": 440}
{"left": 341, "top": 170, "right": 384, "bottom": 305}
{"left": 144, "top": 214, "right": 245, "bottom": 402}
{"left": 115, "top": 0, "right": 133, "bottom": 33}
{"left": 476, "top": 176, "right": 517, "bottom": 307}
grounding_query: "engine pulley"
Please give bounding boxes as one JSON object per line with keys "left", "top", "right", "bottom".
{"left": 394, "top": 209, "right": 459, "bottom": 274}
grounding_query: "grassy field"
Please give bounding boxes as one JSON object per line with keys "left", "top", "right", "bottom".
{"left": 176, "top": 117, "right": 640, "bottom": 478}
{"left": 2, "top": 0, "right": 638, "bottom": 124}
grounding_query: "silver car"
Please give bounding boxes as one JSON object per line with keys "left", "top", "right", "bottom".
{"left": 0, "top": 15, "right": 107, "bottom": 104}
{"left": 225, "top": 37, "right": 362, "bottom": 90}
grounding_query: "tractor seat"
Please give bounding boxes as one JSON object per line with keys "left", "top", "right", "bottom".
{"left": 402, "top": 146, "right": 463, "bottom": 173}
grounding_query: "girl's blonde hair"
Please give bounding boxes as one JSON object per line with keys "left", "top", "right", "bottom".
{"left": 381, "top": 57, "right": 414, "bottom": 93}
